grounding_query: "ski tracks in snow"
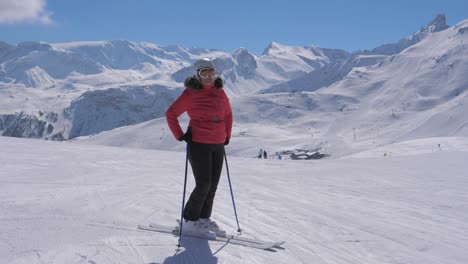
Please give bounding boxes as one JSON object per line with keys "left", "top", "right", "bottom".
{"left": 2, "top": 137, "right": 468, "bottom": 263}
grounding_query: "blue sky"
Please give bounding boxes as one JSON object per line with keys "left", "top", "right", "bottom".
{"left": 1, "top": 0, "right": 467, "bottom": 55}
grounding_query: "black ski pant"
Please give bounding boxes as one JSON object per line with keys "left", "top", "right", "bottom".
{"left": 183, "top": 141, "right": 225, "bottom": 221}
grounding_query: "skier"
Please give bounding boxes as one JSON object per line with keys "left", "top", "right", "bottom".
{"left": 263, "top": 150, "right": 267, "bottom": 159}
{"left": 276, "top": 152, "right": 282, "bottom": 160}
{"left": 258, "top": 149, "right": 263, "bottom": 159}
{"left": 166, "top": 58, "right": 233, "bottom": 238}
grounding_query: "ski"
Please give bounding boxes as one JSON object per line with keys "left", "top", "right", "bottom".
{"left": 172, "top": 220, "right": 285, "bottom": 248}
{"left": 138, "top": 223, "right": 281, "bottom": 250}
{"left": 168, "top": 222, "right": 285, "bottom": 248}
{"left": 161, "top": 222, "right": 285, "bottom": 248}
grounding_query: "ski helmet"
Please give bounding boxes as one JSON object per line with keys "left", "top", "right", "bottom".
{"left": 194, "top": 58, "right": 216, "bottom": 71}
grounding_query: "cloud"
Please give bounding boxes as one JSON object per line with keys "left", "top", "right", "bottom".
{"left": 0, "top": 0, "right": 53, "bottom": 24}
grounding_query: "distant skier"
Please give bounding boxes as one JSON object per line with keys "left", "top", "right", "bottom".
{"left": 166, "top": 58, "right": 233, "bottom": 238}
{"left": 263, "top": 150, "right": 268, "bottom": 159}
{"left": 258, "top": 149, "right": 263, "bottom": 159}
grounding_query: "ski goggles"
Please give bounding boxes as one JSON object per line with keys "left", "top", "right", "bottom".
{"left": 198, "top": 68, "right": 216, "bottom": 78}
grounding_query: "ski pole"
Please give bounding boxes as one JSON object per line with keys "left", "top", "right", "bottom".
{"left": 224, "top": 149, "right": 242, "bottom": 233}
{"left": 177, "top": 143, "right": 190, "bottom": 249}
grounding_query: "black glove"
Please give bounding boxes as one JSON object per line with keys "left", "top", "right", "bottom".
{"left": 184, "top": 76, "right": 202, "bottom": 90}
{"left": 224, "top": 138, "right": 230, "bottom": 146}
{"left": 214, "top": 77, "right": 223, "bottom": 89}
{"left": 179, "top": 128, "right": 192, "bottom": 144}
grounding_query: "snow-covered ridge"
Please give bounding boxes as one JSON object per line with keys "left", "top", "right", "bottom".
{"left": 258, "top": 15, "right": 451, "bottom": 95}
{"left": 0, "top": 40, "right": 225, "bottom": 86}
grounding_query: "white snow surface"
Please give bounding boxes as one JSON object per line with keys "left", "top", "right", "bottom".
{"left": 1, "top": 136, "right": 467, "bottom": 264}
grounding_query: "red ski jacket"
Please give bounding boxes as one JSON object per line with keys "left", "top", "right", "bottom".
{"left": 166, "top": 83, "right": 233, "bottom": 144}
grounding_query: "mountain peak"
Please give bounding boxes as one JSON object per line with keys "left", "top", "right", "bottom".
{"left": 427, "top": 14, "right": 448, "bottom": 31}
{"left": 262, "top": 42, "right": 285, "bottom": 56}
{"left": 363, "top": 14, "right": 450, "bottom": 56}
{"left": 405, "top": 14, "right": 449, "bottom": 43}
{"left": 232, "top": 47, "right": 255, "bottom": 58}
{"left": 233, "top": 47, "right": 248, "bottom": 54}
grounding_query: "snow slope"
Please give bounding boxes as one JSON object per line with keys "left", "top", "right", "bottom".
{"left": 346, "top": 137, "right": 468, "bottom": 158}
{"left": 1, "top": 136, "right": 467, "bottom": 264}
{"left": 71, "top": 90, "right": 361, "bottom": 158}
{"left": 318, "top": 18, "right": 468, "bottom": 155}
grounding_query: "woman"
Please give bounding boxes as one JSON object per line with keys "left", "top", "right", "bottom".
{"left": 166, "top": 58, "right": 233, "bottom": 238}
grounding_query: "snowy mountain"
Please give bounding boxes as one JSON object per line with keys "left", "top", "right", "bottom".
{"left": 0, "top": 37, "right": 348, "bottom": 140}
{"left": 323, "top": 18, "right": 468, "bottom": 150}
{"left": 258, "top": 54, "right": 387, "bottom": 94}
{"left": 74, "top": 17, "right": 468, "bottom": 158}
{"left": 1, "top": 15, "right": 468, "bottom": 159}
{"left": 171, "top": 43, "right": 348, "bottom": 96}
{"left": 259, "top": 41, "right": 349, "bottom": 79}
{"left": 0, "top": 40, "right": 228, "bottom": 86}
{"left": 259, "top": 15, "right": 450, "bottom": 95}
{"left": 0, "top": 41, "right": 227, "bottom": 139}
